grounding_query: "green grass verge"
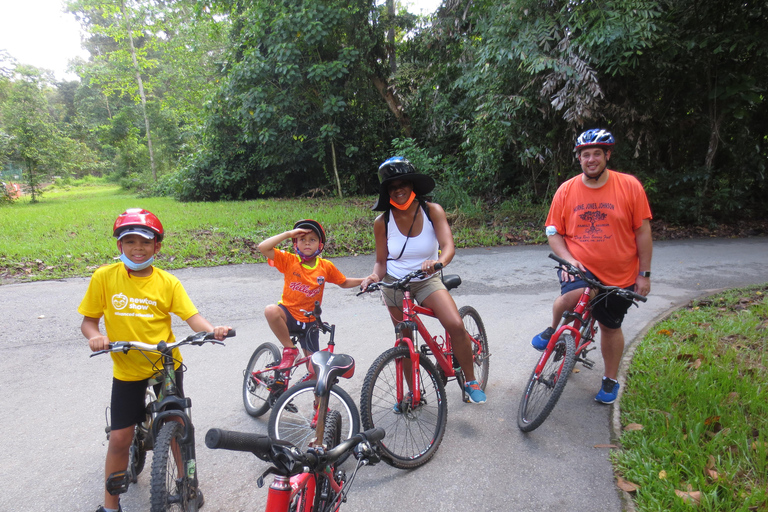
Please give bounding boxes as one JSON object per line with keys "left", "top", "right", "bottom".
{"left": 0, "top": 182, "right": 545, "bottom": 281}
{"left": 615, "top": 285, "right": 768, "bottom": 511}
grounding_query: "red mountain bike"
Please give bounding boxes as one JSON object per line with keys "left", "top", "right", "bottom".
{"left": 517, "top": 253, "right": 647, "bottom": 432}
{"left": 208, "top": 350, "right": 384, "bottom": 512}
{"left": 357, "top": 264, "right": 490, "bottom": 468}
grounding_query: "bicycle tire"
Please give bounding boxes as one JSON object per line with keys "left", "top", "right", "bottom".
{"left": 243, "top": 342, "right": 282, "bottom": 417}
{"left": 268, "top": 380, "right": 360, "bottom": 464}
{"left": 129, "top": 386, "right": 155, "bottom": 482}
{"left": 150, "top": 421, "right": 197, "bottom": 512}
{"left": 359, "top": 345, "right": 448, "bottom": 469}
{"left": 517, "top": 331, "right": 577, "bottom": 432}
{"left": 458, "top": 305, "right": 490, "bottom": 390}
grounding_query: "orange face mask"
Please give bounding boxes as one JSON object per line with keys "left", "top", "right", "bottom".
{"left": 390, "top": 191, "right": 416, "bottom": 211}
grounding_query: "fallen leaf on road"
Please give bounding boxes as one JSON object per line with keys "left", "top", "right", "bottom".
{"left": 675, "top": 489, "right": 701, "bottom": 505}
{"left": 624, "top": 423, "right": 644, "bottom": 431}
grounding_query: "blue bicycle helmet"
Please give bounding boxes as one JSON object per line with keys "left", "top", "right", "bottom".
{"left": 575, "top": 129, "right": 615, "bottom": 152}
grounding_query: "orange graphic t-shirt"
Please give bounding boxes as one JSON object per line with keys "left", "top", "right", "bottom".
{"left": 546, "top": 170, "right": 652, "bottom": 288}
{"left": 270, "top": 249, "right": 347, "bottom": 320}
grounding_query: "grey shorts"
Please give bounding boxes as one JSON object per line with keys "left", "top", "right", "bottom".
{"left": 381, "top": 274, "right": 447, "bottom": 307}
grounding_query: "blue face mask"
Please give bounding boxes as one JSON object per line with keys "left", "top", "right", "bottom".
{"left": 120, "top": 252, "right": 154, "bottom": 271}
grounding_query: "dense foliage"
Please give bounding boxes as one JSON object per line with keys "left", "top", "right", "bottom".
{"left": 0, "top": 0, "right": 765, "bottom": 224}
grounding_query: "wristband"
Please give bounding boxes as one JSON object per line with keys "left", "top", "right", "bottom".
{"left": 638, "top": 271, "right": 651, "bottom": 278}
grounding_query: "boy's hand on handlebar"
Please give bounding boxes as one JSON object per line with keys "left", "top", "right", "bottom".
{"left": 212, "top": 325, "right": 233, "bottom": 341}
{"left": 88, "top": 335, "right": 111, "bottom": 352}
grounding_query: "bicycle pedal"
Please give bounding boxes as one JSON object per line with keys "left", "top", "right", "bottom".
{"left": 285, "top": 403, "right": 299, "bottom": 413}
{"left": 578, "top": 357, "right": 596, "bottom": 369}
{"left": 105, "top": 470, "right": 131, "bottom": 495}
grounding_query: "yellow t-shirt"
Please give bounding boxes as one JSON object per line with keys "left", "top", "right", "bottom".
{"left": 271, "top": 249, "right": 346, "bottom": 320}
{"left": 78, "top": 263, "right": 199, "bottom": 381}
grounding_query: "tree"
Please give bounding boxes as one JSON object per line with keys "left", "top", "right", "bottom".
{"left": 0, "top": 67, "right": 65, "bottom": 202}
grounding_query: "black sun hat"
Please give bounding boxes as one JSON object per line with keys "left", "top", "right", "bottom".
{"left": 371, "top": 156, "right": 436, "bottom": 211}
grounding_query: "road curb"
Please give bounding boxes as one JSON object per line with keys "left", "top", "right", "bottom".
{"left": 611, "top": 288, "right": 735, "bottom": 512}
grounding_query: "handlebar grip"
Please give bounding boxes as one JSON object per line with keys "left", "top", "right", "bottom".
{"left": 434, "top": 262, "right": 444, "bottom": 271}
{"left": 363, "top": 427, "right": 386, "bottom": 443}
{"left": 205, "top": 428, "right": 271, "bottom": 454}
{"left": 548, "top": 253, "right": 570, "bottom": 267}
{"left": 226, "top": 329, "right": 236, "bottom": 338}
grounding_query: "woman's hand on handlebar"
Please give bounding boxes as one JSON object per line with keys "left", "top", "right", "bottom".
{"left": 360, "top": 273, "right": 380, "bottom": 292}
{"left": 421, "top": 260, "right": 443, "bottom": 275}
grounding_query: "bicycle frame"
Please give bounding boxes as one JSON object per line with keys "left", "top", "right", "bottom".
{"left": 264, "top": 464, "right": 343, "bottom": 512}
{"left": 537, "top": 285, "right": 598, "bottom": 376}
{"left": 393, "top": 287, "right": 465, "bottom": 405}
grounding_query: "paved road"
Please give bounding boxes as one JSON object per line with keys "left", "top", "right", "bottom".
{"left": 2, "top": 238, "right": 767, "bottom": 512}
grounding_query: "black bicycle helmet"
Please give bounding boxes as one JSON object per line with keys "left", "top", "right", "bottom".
{"left": 372, "top": 157, "right": 435, "bottom": 211}
{"left": 293, "top": 219, "right": 326, "bottom": 246}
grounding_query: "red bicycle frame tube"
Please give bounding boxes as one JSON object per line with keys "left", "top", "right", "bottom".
{"left": 395, "top": 289, "right": 458, "bottom": 405}
{"left": 536, "top": 285, "right": 594, "bottom": 373}
{"left": 264, "top": 465, "right": 343, "bottom": 512}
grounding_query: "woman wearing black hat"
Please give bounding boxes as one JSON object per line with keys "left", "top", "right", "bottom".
{"left": 361, "top": 157, "right": 487, "bottom": 404}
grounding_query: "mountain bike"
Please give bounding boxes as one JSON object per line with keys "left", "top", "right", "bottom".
{"left": 517, "top": 253, "right": 647, "bottom": 432}
{"left": 207, "top": 350, "right": 382, "bottom": 512}
{"left": 243, "top": 302, "right": 360, "bottom": 456}
{"left": 357, "top": 264, "right": 490, "bottom": 468}
{"left": 93, "top": 329, "right": 235, "bottom": 511}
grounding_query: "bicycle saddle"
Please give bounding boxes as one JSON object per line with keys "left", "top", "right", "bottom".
{"left": 442, "top": 274, "right": 461, "bottom": 291}
{"left": 311, "top": 351, "right": 355, "bottom": 396}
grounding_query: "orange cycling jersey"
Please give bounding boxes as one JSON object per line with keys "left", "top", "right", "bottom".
{"left": 270, "top": 249, "right": 347, "bottom": 320}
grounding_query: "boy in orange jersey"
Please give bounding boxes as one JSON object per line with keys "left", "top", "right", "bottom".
{"left": 258, "top": 219, "right": 363, "bottom": 368}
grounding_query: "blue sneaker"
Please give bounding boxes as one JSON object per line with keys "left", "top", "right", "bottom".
{"left": 531, "top": 327, "right": 556, "bottom": 351}
{"left": 595, "top": 377, "right": 620, "bottom": 404}
{"left": 464, "top": 380, "right": 487, "bottom": 404}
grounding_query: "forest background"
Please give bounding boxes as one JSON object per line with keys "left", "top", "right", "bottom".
{"left": 1, "top": 0, "right": 766, "bottom": 228}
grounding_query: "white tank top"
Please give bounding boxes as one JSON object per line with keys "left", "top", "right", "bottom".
{"left": 386, "top": 206, "right": 439, "bottom": 280}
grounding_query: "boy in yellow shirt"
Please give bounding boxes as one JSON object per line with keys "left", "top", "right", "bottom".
{"left": 79, "top": 208, "right": 231, "bottom": 512}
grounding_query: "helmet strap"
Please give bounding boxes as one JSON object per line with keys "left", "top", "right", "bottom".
{"left": 584, "top": 168, "right": 605, "bottom": 182}
{"left": 294, "top": 243, "right": 323, "bottom": 263}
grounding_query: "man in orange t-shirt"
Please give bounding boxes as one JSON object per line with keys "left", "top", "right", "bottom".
{"left": 258, "top": 219, "right": 363, "bottom": 370}
{"left": 531, "top": 129, "right": 653, "bottom": 404}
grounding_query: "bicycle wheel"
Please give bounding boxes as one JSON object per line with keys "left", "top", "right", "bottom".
{"left": 359, "top": 346, "right": 448, "bottom": 469}
{"left": 150, "top": 421, "right": 197, "bottom": 512}
{"left": 243, "top": 342, "right": 282, "bottom": 417}
{"left": 517, "top": 331, "right": 577, "bottom": 432}
{"left": 129, "top": 387, "right": 155, "bottom": 482}
{"left": 323, "top": 410, "right": 342, "bottom": 449}
{"left": 459, "top": 305, "right": 490, "bottom": 390}
{"left": 268, "top": 380, "right": 360, "bottom": 463}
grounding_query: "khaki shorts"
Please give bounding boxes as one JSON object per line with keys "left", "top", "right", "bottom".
{"left": 381, "top": 274, "right": 447, "bottom": 308}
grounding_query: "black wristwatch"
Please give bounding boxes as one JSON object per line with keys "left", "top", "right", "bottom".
{"left": 638, "top": 271, "right": 651, "bottom": 278}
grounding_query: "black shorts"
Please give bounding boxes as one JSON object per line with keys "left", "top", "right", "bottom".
{"left": 559, "top": 269, "right": 634, "bottom": 329}
{"left": 110, "top": 371, "right": 184, "bottom": 430}
{"left": 279, "top": 304, "right": 320, "bottom": 352}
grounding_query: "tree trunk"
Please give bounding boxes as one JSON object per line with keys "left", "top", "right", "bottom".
{"left": 121, "top": 1, "right": 157, "bottom": 181}
{"left": 331, "top": 140, "right": 342, "bottom": 197}
{"left": 386, "top": 0, "right": 396, "bottom": 74}
{"left": 370, "top": 75, "right": 412, "bottom": 137}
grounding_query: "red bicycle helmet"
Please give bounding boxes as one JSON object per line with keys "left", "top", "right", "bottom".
{"left": 113, "top": 208, "right": 164, "bottom": 242}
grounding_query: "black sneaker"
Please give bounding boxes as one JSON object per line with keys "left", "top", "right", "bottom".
{"left": 95, "top": 505, "right": 122, "bottom": 512}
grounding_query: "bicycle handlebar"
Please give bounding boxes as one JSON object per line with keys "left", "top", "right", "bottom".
{"left": 357, "top": 263, "right": 444, "bottom": 295}
{"left": 548, "top": 253, "right": 647, "bottom": 303}
{"left": 300, "top": 301, "right": 333, "bottom": 334}
{"left": 205, "top": 427, "right": 386, "bottom": 473}
{"left": 89, "top": 329, "right": 236, "bottom": 357}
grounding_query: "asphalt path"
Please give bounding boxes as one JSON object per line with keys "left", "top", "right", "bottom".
{"left": 2, "top": 237, "right": 767, "bottom": 512}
